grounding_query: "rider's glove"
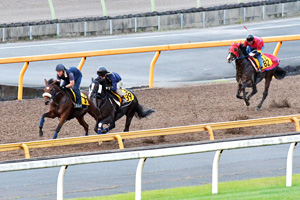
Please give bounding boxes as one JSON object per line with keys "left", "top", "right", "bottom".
{"left": 106, "top": 87, "right": 110, "bottom": 91}
{"left": 249, "top": 52, "right": 255, "bottom": 57}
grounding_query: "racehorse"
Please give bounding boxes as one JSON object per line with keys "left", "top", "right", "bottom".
{"left": 227, "top": 42, "right": 286, "bottom": 111}
{"left": 88, "top": 78, "right": 155, "bottom": 134}
{"left": 39, "top": 79, "right": 100, "bottom": 139}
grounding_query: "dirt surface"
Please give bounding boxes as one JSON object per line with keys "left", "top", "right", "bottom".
{"left": 1, "top": 75, "right": 300, "bottom": 161}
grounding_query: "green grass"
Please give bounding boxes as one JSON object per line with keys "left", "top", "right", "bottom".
{"left": 70, "top": 175, "right": 300, "bottom": 200}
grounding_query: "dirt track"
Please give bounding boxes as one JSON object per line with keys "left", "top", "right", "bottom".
{"left": 1, "top": 75, "right": 300, "bottom": 161}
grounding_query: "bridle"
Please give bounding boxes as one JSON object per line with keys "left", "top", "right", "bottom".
{"left": 43, "top": 85, "right": 61, "bottom": 105}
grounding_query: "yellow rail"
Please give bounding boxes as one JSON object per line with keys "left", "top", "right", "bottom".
{"left": 0, "top": 34, "right": 299, "bottom": 99}
{"left": 1, "top": 114, "right": 300, "bottom": 159}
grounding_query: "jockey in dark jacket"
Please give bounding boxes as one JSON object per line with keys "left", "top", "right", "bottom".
{"left": 96, "top": 66, "right": 127, "bottom": 103}
{"left": 56, "top": 64, "right": 82, "bottom": 108}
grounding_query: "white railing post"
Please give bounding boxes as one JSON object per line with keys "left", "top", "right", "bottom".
{"left": 135, "top": 17, "right": 137, "bottom": 32}
{"left": 202, "top": 12, "right": 205, "bottom": 27}
{"left": 212, "top": 150, "right": 223, "bottom": 194}
{"left": 29, "top": 26, "right": 32, "bottom": 40}
{"left": 109, "top": 20, "right": 113, "bottom": 35}
{"left": 135, "top": 158, "right": 147, "bottom": 200}
{"left": 56, "top": 23, "right": 60, "bottom": 37}
{"left": 180, "top": 14, "right": 183, "bottom": 28}
{"left": 57, "top": 165, "right": 68, "bottom": 200}
{"left": 286, "top": 142, "right": 297, "bottom": 187}
{"left": 158, "top": 16, "right": 160, "bottom": 30}
{"left": 84, "top": 21, "right": 87, "bottom": 36}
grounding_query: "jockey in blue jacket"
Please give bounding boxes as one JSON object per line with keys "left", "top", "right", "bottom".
{"left": 96, "top": 66, "right": 127, "bottom": 103}
{"left": 56, "top": 64, "right": 82, "bottom": 108}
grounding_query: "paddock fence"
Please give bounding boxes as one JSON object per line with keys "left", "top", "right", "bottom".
{"left": 1, "top": 114, "right": 300, "bottom": 159}
{"left": 0, "top": 34, "right": 299, "bottom": 100}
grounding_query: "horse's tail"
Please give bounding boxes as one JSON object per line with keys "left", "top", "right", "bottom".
{"left": 135, "top": 104, "right": 155, "bottom": 119}
{"left": 274, "top": 66, "right": 286, "bottom": 80}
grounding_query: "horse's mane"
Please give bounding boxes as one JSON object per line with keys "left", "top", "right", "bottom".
{"left": 47, "top": 78, "right": 55, "bottom": 85}
{"left": 238, "top": 43, "right": 248, "bottom": 56}
{"left": 47, "top": 78, "right": 61, "bottom": 88}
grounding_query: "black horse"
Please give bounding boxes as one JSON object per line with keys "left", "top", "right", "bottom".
{"left": 227, "top": 42, "right": 286, "bottom": 111}
{"left": 40, "top": 79, "right": 100, "bottom": 139}
{"left": 88, "top": 78, "right": 155, "bottom": 134}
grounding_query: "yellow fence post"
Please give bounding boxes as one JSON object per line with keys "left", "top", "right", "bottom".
{"left": 77, "top": 57, "right": 86, "bottom": 71}
{"left": 273, "top": 41, "right": 282, "bottom": 57}
{"left": 205, "top": 125, "right": 215, "bottom": 140}
{"left": 149, "top": 51, "right": 161, "bottom": 88}
{"left": 20, "top": 143, "right": 30, "bottom": 159}
{"left": 291, "top": 117, "right": 300, "bottom": 132}
{"left": 114, "top": 135, "right": 124, "bottom": 149}
{"left": 18, "top": 62, "right": 29, "bottom": 100}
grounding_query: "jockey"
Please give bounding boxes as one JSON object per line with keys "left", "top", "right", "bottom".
{"left": 96, "top": 66, "right": 127, "bottom": 103}
{"left": 56, "top": 64, "right": 82, "bottom": 108}
{"left": 244, "top": 34, "right": 264, "bottom": 72}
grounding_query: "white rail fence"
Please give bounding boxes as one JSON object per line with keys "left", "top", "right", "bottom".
{"left": 0, "top": 132, "right": 299, "bottom": 200}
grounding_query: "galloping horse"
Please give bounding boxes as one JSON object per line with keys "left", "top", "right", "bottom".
{"left": 88, "top": 78, "right": 155, "bottom": 134}
{"left": 39, "top": 79, "right": 100, "bottom": 139}
{"left": 227, "top": 42, "right": 286, "bottom": 111}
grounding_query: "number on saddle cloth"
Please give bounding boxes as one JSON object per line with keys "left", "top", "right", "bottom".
{"left": 251, "top": 53, "right": 279, "bottom": 71}
{"left": 64, "top": 88, "right": 89, "bottom": 106}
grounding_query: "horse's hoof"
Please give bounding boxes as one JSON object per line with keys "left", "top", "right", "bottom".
{"left": 255, "top": 107, "right": 261, "bottom": 111}
{"left": 244, "top": 102, "right": 250, "bottom": 106}
{"left": 97, "top": 129, "right": 103, "bottom": 134}
{"left": 85, "top": 132, "right": 88, "bottom": 136}
{"left": 39, "top": 130, "right": 43, "bottom": 137}
{"left": 102, "top": 128, "right": 109, "bottom": 134}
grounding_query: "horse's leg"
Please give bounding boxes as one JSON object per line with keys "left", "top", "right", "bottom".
{"left": 236, "top": 83, "right": 243, "bottom": 99}
{"left": 103, "top": 121, "right": 116, "bottom": 133}
{"left": 256, "top": 76, "right": 272, "bottom": 111}
{"left": 124, "top": 113, "right": 135, "bottom": 132}
{"left": 39, "top": 111, "right": 56, "bottom": 137}
{"left": 97, "top": 116, "right": 113, "bottom": 134}
{"left": 242, "top": 82, "right": 250, "bottom": 106}
{"left": 246, "top": 83, "right": 257, "bottom": 101}
{"left": 76, "top": 115, "right": 89, "bottom": 136}
{"left": 53, "top": 115, "right": 68, "bottom": 139}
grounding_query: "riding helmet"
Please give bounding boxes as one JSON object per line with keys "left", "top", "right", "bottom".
{"left": 246, "top": 34, "right": 254, "bottom": 42}
{"left": 97, "top": 66, "right": 108, "bottom": 76}
{"left": 55, "top": 64, "right": 65, "bottom": 71}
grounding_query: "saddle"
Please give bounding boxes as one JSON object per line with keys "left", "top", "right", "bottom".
{"left": 63, "top": 88, "right": 89, "bottom": 106}
{"left": 248, "top": 53, "right": 280, "bottom": 72}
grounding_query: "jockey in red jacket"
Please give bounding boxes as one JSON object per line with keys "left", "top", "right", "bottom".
{"left": 244, "top": 34, "right": 265, "bottom": 72}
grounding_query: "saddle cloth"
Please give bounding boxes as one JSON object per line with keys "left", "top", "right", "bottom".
{"left": 67, "top": 89, "right": 89, "bottom": 106}
{"left": 110, "top": 89, "right": 135, "bottom": 106}
{"left": 248, "top": 53, "right": 280, "bottom": 72}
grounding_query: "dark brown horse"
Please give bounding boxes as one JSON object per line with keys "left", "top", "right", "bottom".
{"left": 39, "top": 79, "right": 100, "bottom": 139}
{"left": 88, "top": 78, "right": 155, "bottom": 134}
{"left": 227, "top": 42, "right": 286, "bottom": 111}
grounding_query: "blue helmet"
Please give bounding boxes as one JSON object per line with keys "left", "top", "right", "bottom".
{"left": 56, "top": 64, "right": 65, "bottom": 71}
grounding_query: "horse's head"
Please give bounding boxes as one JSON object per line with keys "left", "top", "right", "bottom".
{"left": 88, "top": 78, "right": 105, "bottom": 100}
{"left": 42, "top": 79, "right": 60, "bottom": 105}
{"left": 227, "top": 42, "right": 243, "bottom": 63}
